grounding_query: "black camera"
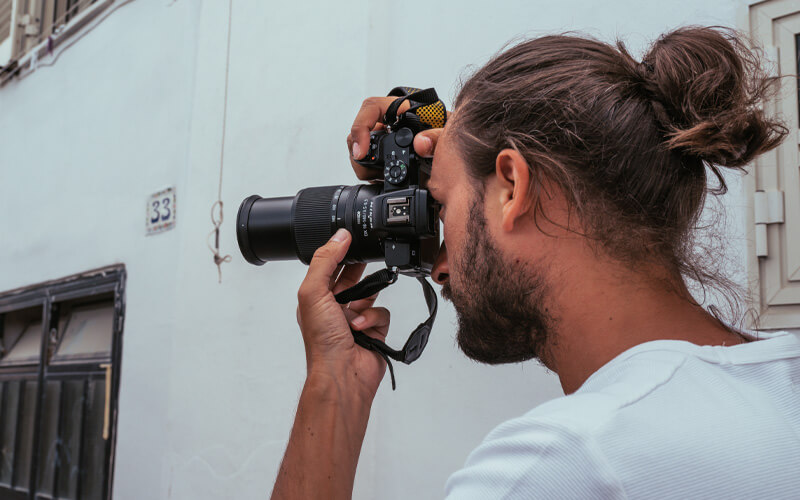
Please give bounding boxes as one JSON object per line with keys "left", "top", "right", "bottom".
{"left": 236, "top": 89, "right": 444, "bottom": 277}
{"left": 236, "top": 88, "right": 446, "bottom": 388}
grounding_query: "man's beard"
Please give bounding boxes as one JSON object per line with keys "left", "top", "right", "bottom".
{"left": 441, "top": 197, "right": 555, "bottom": 365}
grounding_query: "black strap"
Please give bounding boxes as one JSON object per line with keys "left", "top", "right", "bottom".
{"left": 350, "top": 331, "right": 398, "bottom": 390}
{"left": 384, "top": 87, "right": 447, "bottom": 129}
{"left": 334, "top": 268, "right": 438, "bottom": 390}
{"left": 334, "top": 268, "right": 397, "bottom": 303}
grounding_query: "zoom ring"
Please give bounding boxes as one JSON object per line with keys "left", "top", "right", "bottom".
{"left": 293, "top": 186, "right": 343, "bottom": 264}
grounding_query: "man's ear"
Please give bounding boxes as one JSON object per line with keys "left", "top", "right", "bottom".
{"left": 495, "top": 148, "right": 533, "bottom": 232}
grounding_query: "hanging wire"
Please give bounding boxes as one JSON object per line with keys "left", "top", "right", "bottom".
{"left": 208, "top": 0, "right": 234, "bottom": 283}
{"left": 208, "top": 201, "right": 231, "bottom": 283}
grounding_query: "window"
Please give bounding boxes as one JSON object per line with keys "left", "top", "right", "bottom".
{"left": 796, "top": 33, "right": 800, "bottom": 127}
{"left": 0, "top": 265, "right": 124, "bottom": 500}
{"left": 0, "top": 1, "right": 11, "bottom": 51}
{"left": 746, "top": 1, "right": 800, "bottom": 329}
{"left": 0, "top": 0, "right": 112, "bottom": 84}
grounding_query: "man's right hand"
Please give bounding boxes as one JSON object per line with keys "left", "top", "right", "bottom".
{"left": 346, "top": 96, "right": 445, "bottom": 180}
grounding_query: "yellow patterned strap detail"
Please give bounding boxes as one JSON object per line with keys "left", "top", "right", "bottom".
{"left": 414, "top": 100, "right": 447, "bottom": 129}
{"left": 386, "top": 86, "right": 447, "bottom": 129}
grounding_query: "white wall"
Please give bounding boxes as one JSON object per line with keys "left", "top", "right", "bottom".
{"left": 0, "top": 0, "right": 773, "bottom": 499}
{"left": 1, "top": 1, "right": 200, "bottom": 497}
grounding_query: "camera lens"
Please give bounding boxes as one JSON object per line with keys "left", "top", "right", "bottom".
{"left": 237, "top": 184, "right": 385, "bottom": 266}
{"left": 236, "top": 195, "right": 295, "bottom": 265}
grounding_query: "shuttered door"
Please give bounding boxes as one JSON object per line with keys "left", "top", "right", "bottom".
{"left": 747, "top": 1, "right": 800, "bottom": 329}
{"left": 0, "top": 0, "right": 12, "bottom": 43}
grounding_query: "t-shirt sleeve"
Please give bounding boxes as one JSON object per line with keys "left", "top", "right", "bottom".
{"left": 444, "top": 418, "right": 625, "bottom": 500}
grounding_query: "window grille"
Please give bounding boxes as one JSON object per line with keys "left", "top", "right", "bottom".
{"left": 0, "top": 266, "right": 124, "bottom": 500}
{"left": 0, "top": 0, "right": 113, "bottom": 84}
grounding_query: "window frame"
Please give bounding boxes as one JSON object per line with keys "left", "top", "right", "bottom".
{"left": 0, "top": 0, "right": 113, "bottom": 85}
{"left": 0, "top": 265, "right": 125, "bottom": 500}
{"left": 745, "top": 0, "right": 800, "bottom": 329}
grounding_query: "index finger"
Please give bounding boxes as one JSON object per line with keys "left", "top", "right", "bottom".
{"left": 348, "top": 97, "right": 410, "bottom": 180}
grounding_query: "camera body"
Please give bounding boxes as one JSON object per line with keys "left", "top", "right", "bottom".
{"left": 236, "top": 88, "right": 445, "bottom": 376}
{"left": 236, "top": 113, "right": 440, "bottom": 277}
{"left": 350, "top": 117, "right": 440, "bottom": 275}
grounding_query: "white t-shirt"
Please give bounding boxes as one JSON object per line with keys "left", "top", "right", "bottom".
{"left": 445, "top": 331, "right": 800, "bottom": 499}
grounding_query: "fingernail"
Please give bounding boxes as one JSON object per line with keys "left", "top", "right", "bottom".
{"left": 352, "top": 315, "right": 366, "bottom": 327}
{"left": 352, "top": 142, "right": 361, "bottom": 159}
{"left": 417, "top": 136, "right": 432, "bottom": 151}
{"left": 331, "top": 228, "right": 348, "bottom": 243}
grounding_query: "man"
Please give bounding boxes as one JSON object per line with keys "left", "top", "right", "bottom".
{"left": 272, "top": 27, "right": 800, "bottom": 499}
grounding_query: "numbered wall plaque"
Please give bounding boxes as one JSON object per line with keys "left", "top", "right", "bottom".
{"left": 146, "top": 187, "right": 176, "bottom": 235}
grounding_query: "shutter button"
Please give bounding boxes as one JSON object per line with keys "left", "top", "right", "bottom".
{"left": 395, "top": 127, "right": 414, "bottom": 148}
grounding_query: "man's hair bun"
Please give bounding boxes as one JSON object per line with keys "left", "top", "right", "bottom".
{"left": 453, "top": 26, "right": 790, "bottom": 327}
{"left": 639, "top": 26, "right": 787, "bottom": 168}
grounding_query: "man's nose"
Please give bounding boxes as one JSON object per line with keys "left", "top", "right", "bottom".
{"left": 431, "top": 242, "right": 449, "bottom": 285}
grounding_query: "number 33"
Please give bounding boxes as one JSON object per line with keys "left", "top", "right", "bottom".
{"left": 150, "top": 198, "right": 172, "bottom": 224}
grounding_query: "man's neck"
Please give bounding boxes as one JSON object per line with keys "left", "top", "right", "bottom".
{"left": 541, "top": 261, "right": 747, "bottom": 395}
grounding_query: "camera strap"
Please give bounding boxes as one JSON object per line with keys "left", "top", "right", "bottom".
{"left": 384, "top": 86, "right": 447, "bottom": 129}
{"left": 334, "top": 267, "right": 438, "bottom": 390}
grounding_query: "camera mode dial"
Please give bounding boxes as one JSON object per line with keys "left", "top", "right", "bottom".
{"left": 384, "top": 159, "right": 408, "bottom": 185}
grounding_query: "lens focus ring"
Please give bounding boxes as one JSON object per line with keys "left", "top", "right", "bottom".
{"left": 293, "top": 186, "right": 343, "bottom": 264}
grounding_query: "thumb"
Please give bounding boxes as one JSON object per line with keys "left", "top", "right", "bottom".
{"left": 413, "top": 128, "right": 444, "bottom": 158}
{"left": 299, "top": 229, "right": 352, "bottom": 301}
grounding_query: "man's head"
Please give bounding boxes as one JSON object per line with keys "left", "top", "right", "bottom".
{"left": 431, "top": 130, "right": 555, "bottom": 364}
{"left": 426, "top": 27, "right": 786, "bottom": 366}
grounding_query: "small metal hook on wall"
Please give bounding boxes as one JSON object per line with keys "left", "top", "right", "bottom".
{"left": 208, "top": 200, "right": 232, "bottom": 283}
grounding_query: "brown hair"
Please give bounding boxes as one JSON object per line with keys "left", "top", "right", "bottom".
{"left": 451, "top": 26, "right": 788, "bottom": 325}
